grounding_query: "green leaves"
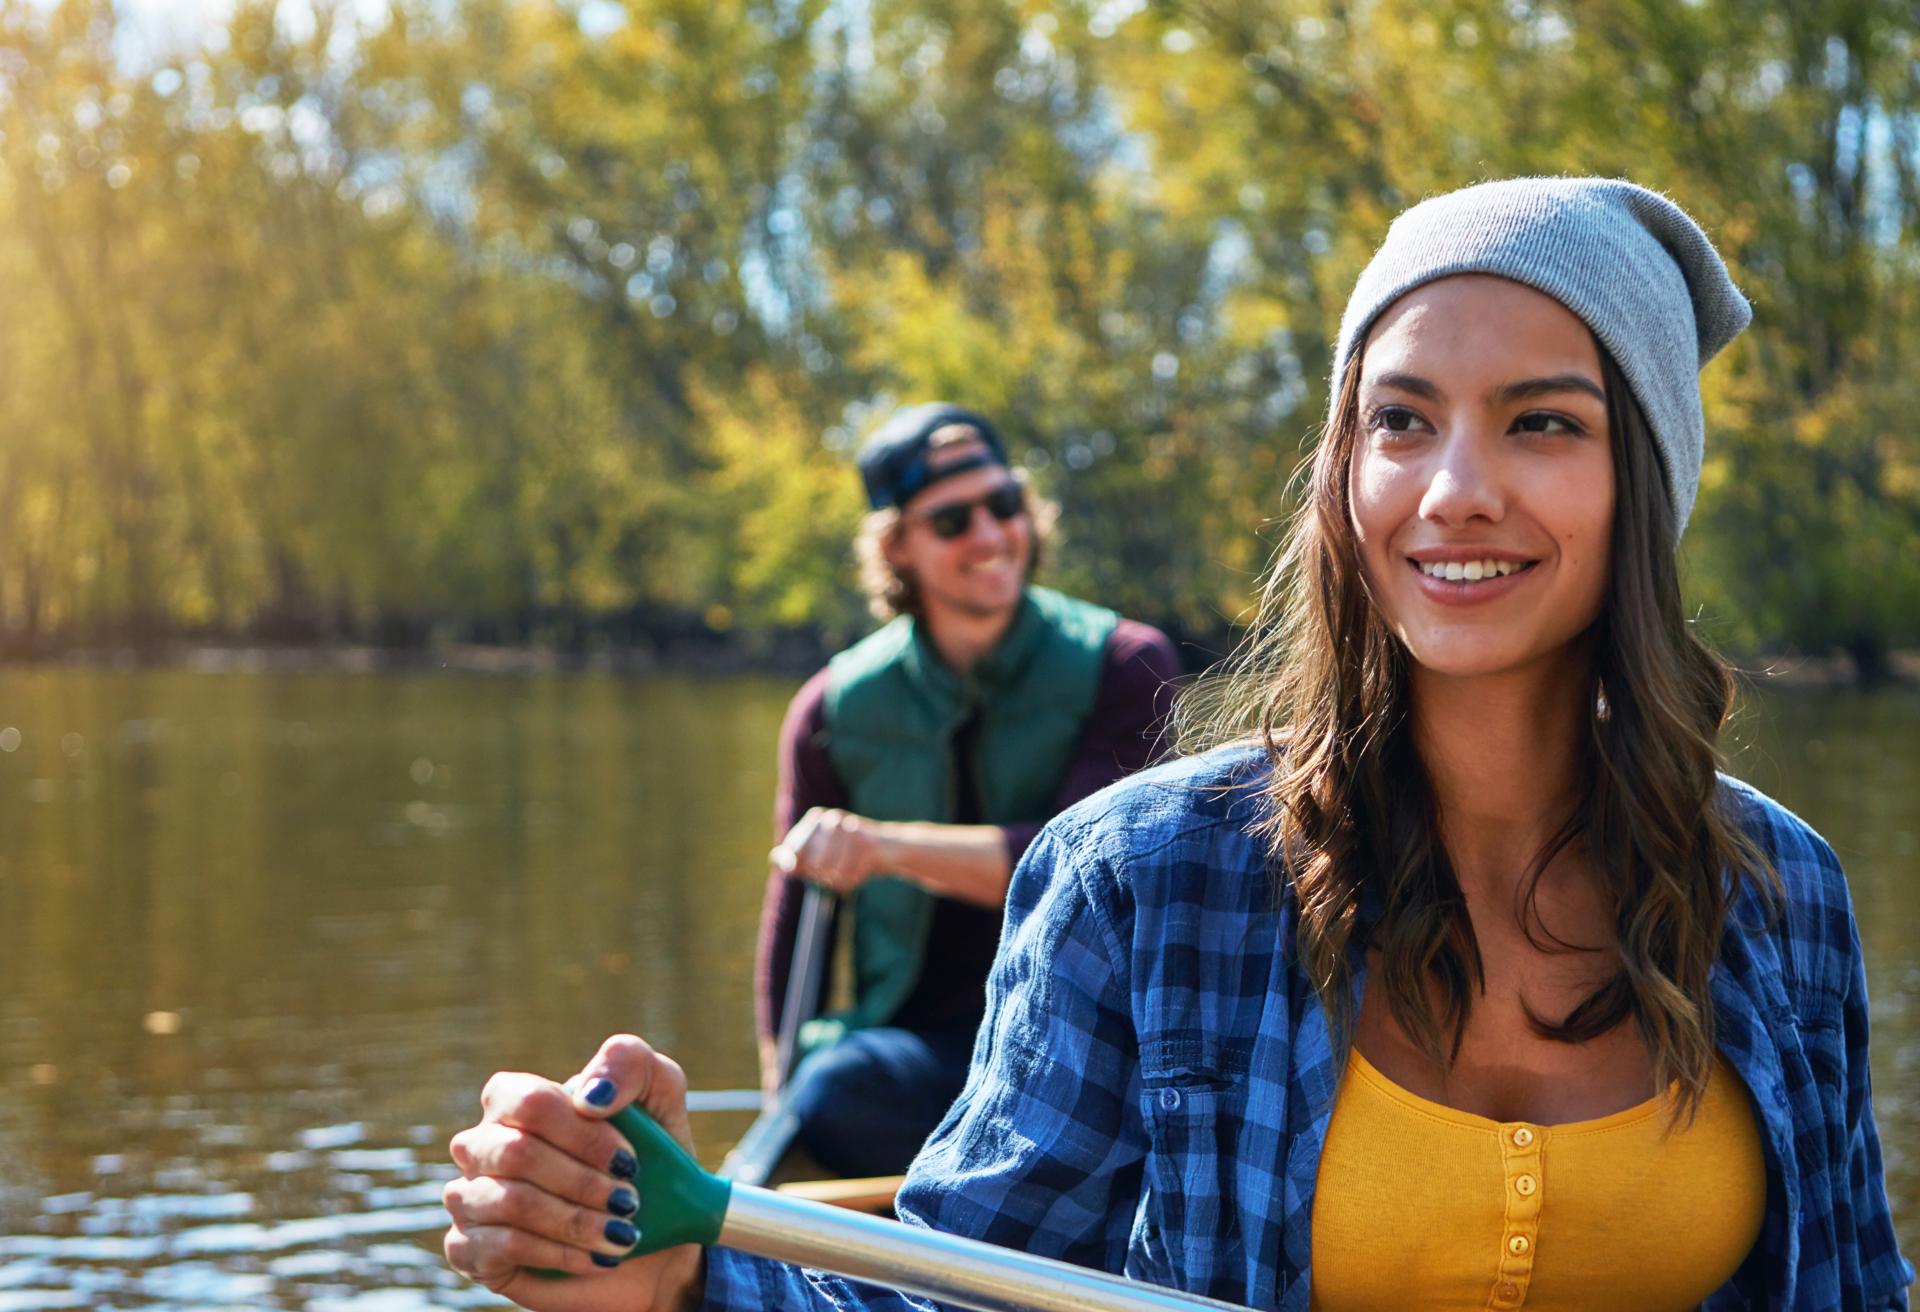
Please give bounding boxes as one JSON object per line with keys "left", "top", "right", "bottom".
{"left": 1, "top": 0, "right": 1915, "bottom": 672}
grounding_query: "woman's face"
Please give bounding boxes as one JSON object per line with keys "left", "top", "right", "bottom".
{"left": 1348, "top": 275, "right": 1615, "bottom": 682}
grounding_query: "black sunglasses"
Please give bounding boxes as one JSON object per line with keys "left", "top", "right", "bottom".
{"left": 911, "top": 483, "right": 1027, "bottom": 541}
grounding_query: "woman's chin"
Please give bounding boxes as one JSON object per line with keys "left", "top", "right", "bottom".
{"left": 1398, "top": 636, "right": 1561, "bottom": 683}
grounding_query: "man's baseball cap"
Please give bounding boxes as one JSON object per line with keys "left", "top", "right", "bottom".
{"left": 855, "top": 403, "right": 1011, "bottom": 511}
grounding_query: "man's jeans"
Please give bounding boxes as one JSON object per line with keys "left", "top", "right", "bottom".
{"left": 783, "top": 1022, "right": 978, "bottom": 1178}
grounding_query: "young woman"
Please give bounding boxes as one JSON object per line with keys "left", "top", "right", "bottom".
{"left": 441, "top": 179, "right": 1912, "bottom": 1311}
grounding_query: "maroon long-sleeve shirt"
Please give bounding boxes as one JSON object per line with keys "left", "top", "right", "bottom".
{"left": 755, "top": 617, "right": 1183, "bottom": 1041}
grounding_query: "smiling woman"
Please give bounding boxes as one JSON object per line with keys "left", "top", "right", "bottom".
{"left": 441, "top": 180, "right": 1912, "bottom": 1312}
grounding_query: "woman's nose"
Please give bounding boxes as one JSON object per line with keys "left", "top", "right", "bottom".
{"left": 1418, "top": 431, "right": 1506, "bottom": 527}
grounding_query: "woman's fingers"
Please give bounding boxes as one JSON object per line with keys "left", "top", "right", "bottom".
{"left": 569, "top": 1034, "right": 695, "bottom": 1150}
{"left": 444, "top": 1062, "right": 651, "bottom": 1276}
{"left": 478, "top": 1071, "right": 638, "bottom": 1179}
{"left": 447, "top": 1219, "right": 703, "bottom": 1312}
{"left": 444, "top": 1173, "right": 638, "bottom": 1260}
{"left": 445, "top": 1219, "right": 564, "bottom": 1289}
{"left": 444, "top": 1038, "right": 710, "bottom": 1309}
{"left": 450, "top": 1120, "right": 638, "bottom": 1220}
{"left": 443, "top": 1216, "right": 614, "bottom": 1288}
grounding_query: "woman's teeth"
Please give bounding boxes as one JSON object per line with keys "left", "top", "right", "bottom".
{"left": 1418, "top": 559, "right": 1527, "bottom": 581}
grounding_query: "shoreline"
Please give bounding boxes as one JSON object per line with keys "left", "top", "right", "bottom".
{"left": 3, "top": 640, "right": 1915, "bottom": 689}
{"left": 0, "top": 641, "right": 825, "bottom": 680}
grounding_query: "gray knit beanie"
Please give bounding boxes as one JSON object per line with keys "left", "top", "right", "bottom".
{"left": 1332, "top": 177, "right": 1750, "bottom": 537}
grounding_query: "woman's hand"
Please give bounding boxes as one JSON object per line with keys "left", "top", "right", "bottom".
{"left": 444, "top": 1035, "right": 706, "bottom": 1312}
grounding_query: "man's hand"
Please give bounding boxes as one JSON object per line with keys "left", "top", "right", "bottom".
{"left": 772, "top": 810, "right": 1013, "bottom": 910}
{"left": 443, "top": 1035, "right": 705, "bottom": 1311}
{"left": 772, "top": 806, "right": 884, "bottom": 893}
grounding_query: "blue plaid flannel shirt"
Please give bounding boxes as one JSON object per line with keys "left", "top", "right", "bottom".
{"left": 704, "top": 745, "right": 1913, "bottom": 1310}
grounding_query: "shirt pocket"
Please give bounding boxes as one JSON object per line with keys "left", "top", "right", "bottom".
{"left": 1137, "top": 1034, "right": 1251, "bottom": 1296}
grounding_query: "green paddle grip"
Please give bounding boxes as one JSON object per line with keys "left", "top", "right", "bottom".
{"left": 532, "top": 1100, "right": 733, "bottom": 1277}
{"left": 606, "top": 1103, "right": 733, "bottom": 1255}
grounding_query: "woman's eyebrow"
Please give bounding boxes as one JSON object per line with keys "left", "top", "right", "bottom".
{"left": 1365, "top": 371, "right": 1442, "bottom": 400}
{"left": 1491, "top": 373, "right": 1606, "bottom": 405}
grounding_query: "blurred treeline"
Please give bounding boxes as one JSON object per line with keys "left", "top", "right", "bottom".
{"left": 3, "top": 0, "right": 1919, "bottom": 676}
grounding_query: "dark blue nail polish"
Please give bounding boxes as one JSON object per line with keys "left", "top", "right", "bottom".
{"left": 583, "top": 1078, "right": 617, "bottom": 1108}
{"left": 604, "top": 1217, "right": 638, "bottom": 1248}
{"left": 591, "top": 1252, "right": 621, "bottom": 1268}
{"left": 607, "top": 1187, "right": 637, "bottom": 1217}
{"left": 609, "top": 1148, "right": 636, "bottom": 1179}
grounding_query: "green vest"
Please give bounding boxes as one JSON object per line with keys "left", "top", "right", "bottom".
{"left": 816, "top": 586, "right": 1117, "bottom": 1043}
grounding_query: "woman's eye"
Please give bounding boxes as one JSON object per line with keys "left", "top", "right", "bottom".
{"left": 1513, "top": 411, "right": 1584, "bottom": 436}
{"left": 1368, "top": 405, "right": 1426, "bottom": 436}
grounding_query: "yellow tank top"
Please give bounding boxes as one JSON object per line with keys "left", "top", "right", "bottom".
{"left": 1310, "top": 1046, "right": 1765, "bottom": 1311}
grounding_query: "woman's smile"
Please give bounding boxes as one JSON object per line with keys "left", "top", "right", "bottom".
{"left": 1404, "top": 548, "right": 1541, "bottom": 606}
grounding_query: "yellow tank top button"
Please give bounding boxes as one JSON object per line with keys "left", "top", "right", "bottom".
{"left": 1496, "top": 1280, "right": 1520, "bottom": 1301}
{"left": 1514, "top": 1173, "right": 1537, "bottom": 1197}
{"left": 1508, "top": 1234, "right": 1531, "bottom": 1256}
{"left": 1511, "top": 1126, "right": 1534, "bottom": 1148}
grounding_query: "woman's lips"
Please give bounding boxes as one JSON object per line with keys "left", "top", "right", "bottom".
{"left": 1405, "top": 556, "right": 1538, "bottom": 606}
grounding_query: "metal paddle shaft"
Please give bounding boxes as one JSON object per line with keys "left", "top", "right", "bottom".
{"left": 685, "top": 1089, "right": 765, "bottom": 1114}
{"left": 773, "top": 883, "right": 837, "bottom": 1086}
{"left": 721, "top": 882, "right": 837, "bottom": 1185}
{"left": 599, "top": 1104, "right": 1257, "bottom": 1312}
{"left": 720, "top": 1184, "right": 1255, "bottom": 1312}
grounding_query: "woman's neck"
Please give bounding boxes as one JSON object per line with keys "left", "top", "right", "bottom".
{"left": 1409, "top": 651, "right": 1592, "bottom": 902}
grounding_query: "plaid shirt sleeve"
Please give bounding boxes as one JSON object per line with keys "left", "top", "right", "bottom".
{"left": 1839, "top": 879, "right": 1913, "bottom": 1309}
{"left": 1722, "top": 780, "right": 1915, "bottom": 1311}
{"left": 700, "top": 822, "right": 1145, "bottom": 1311}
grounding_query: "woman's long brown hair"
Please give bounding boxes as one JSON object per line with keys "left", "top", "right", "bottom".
{"left": 1180, "top": 347, "right": 1777, "bottom": 1121}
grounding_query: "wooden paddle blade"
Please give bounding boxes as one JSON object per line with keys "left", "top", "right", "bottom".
{"left": 775, "top": 1174, "right": 904, "bottom": 1215}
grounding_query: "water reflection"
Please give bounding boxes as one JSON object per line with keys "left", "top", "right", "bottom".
{"left": 1733, "top": 686, "right": 1920, "bottom": 1248}
{"left": 0, "top": 670, "right": 1913, "bottom": 1306}
{"left": 0, "top": 669, "right": 783, "bottom": 1309}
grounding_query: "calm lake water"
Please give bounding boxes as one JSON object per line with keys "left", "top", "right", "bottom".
{"left": 0, "top": 667, "right": 1914, "bottom": 1309}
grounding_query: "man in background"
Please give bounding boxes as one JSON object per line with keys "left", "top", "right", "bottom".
{"left": 756, "top": 402, "right": 1181, "bottom": 1178}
